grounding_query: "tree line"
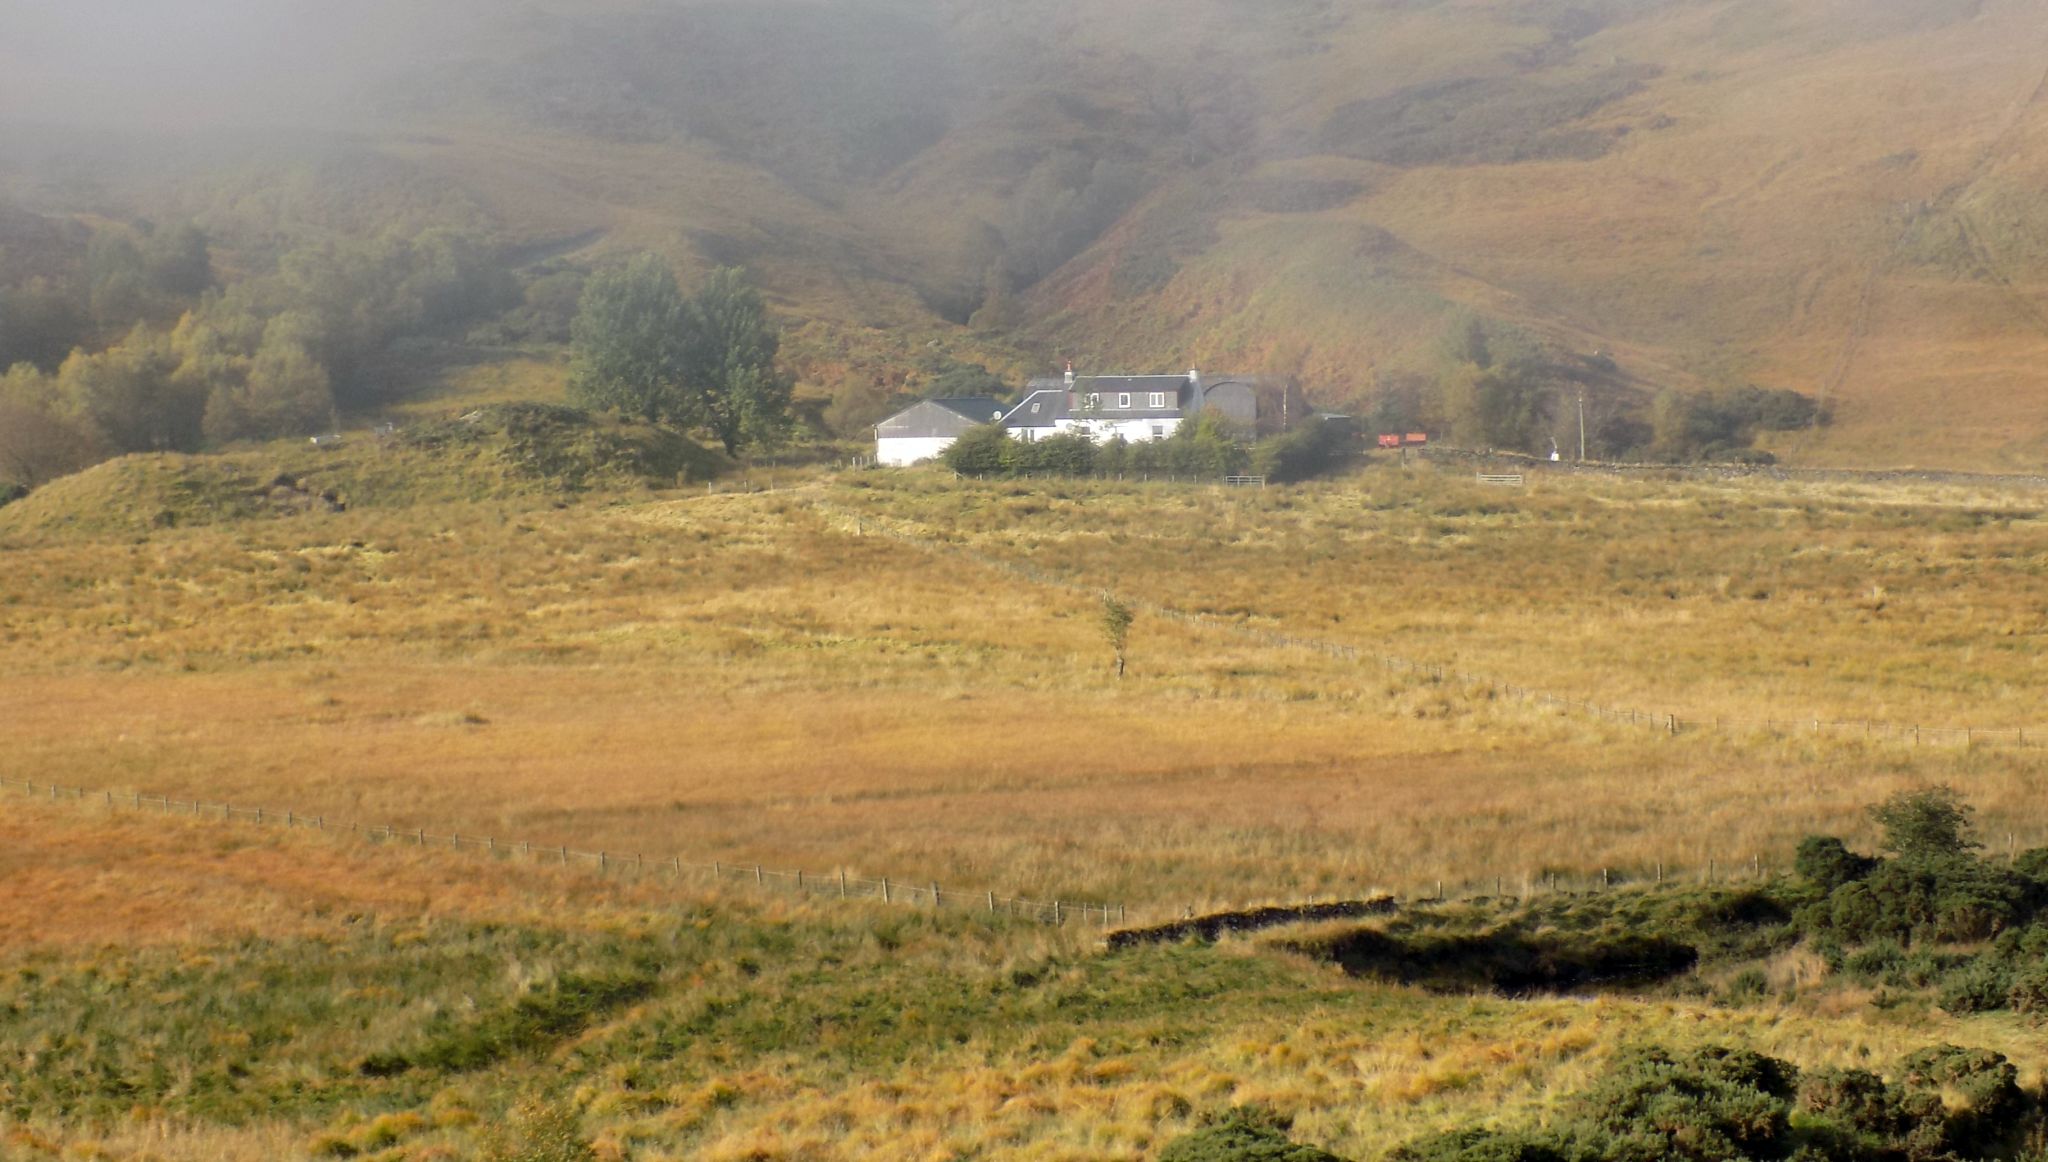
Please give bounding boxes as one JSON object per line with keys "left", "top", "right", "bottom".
{"left": 1362, "top": 312, "right": 1825, "bottom": 463}
{"left": 1, "top": 215, "right": 792, "bottom": 497}
{"left": 1, "top": 218, "right": 512, "bottom": 490}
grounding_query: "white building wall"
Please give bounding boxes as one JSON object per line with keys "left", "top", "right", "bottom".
{"left": 1054, "top": 417, "right": 1183, "bottom": 442}
{"left": 876, "top": 436, "right": 960, "bottom": 466}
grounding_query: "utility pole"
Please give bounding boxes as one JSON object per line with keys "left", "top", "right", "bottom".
{"left": 1576, "top": 391, "right": 1587, "bottom": 462}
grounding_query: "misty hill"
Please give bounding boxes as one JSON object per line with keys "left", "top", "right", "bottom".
{"left": 6, "top": 0, "right": 2048, "bottom": 467}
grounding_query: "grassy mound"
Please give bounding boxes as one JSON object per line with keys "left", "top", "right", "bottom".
{"left": 0, "top": 404, "right": 723, "bottom": 539}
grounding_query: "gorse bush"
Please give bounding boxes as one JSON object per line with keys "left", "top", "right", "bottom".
{"left": 1794, "top": 787, "right": 2040, "bottom": 947}
{"left": 1790, "top": 787, "right": 2048, "bottom": 1012}
{"left": 1389, "top": 1043, "right": 2045, "bottom": 1162}
{"left": 1794, "top": 836, "right": 1877, "bottom": 892}
{"left": 1158, "top": 1107, "right": 1347, "bottom": 1162}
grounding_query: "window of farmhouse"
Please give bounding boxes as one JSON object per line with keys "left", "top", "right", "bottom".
{"left": 1117, "top": 393, "right": 1131, "bottom": 409}
{"left": 1150, "top": 392, "right": 1166, "bottom": 408}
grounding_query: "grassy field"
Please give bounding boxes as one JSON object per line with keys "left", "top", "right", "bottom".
{"left": 3, "top": 456, "right": 2045, "bottom": 910}
{"left": 5, "top": 454, "right": 2048, "bottom": 1158}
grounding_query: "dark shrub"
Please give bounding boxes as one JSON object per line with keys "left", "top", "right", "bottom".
{"left": 1935, "top": 959, "right": 2014, "bottom": 1014}
{"left": 1795, "top": 836, "right": 1877, "bottom": 892}
{"left": 1251, "top": 417, "right": 1354, "bottom": 483}
{"left": 1825, "top": 882, "right": 1883, "bottom": 942}
{"left": 1011, "top": 430, "right": 1096, "bottom": 475}
{"left": 1571, "top": 1046, "right": 1797, "bottom": 1162}
{"left": 940, "top": 423, "right": 1014, "bottom": 476}
{"left": 1383, "top": 1128, "right": 1568, "bottom": 1162}
{"left": 1159, "top": 1107, "right": 1347, "bottom": 1162}
{"left": 1798, "top": 1066, "right": 1902, "bottom": 1133}
{"left": 1869, "top": 786, "right": 1978, "bottom": 860}
{"left": 2011, "top": 846, "right": 2048, "bottom": 882}
{"left": 2007, "top": 966, "right": 2048, "bottom": 1014}
{"left": 1841, "top": 940, "right": 1906, "bottom": 983}
{"left": 1894, "top": 1045, "right": 2030, "bottom": 1159}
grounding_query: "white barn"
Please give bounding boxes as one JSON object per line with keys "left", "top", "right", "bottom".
{"left": 872, "top": 396, "right": 1006, "bottom": 466}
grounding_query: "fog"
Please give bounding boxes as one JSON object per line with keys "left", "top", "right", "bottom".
{"left": 0, "top": 0, "right": 496, "bottom": 130}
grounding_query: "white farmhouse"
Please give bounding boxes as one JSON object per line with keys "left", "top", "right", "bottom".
{"left": 871, "top": 367, "right": 1261, "bottom": 465}
{"left": 872, "top": 396, "right": 1007, "bottom": 466}
{"left": 1006, "top": 366, "right": 1258, "bottom": 444}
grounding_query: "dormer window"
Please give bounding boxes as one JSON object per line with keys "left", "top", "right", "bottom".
{"left": 1087, "top": 393, "right": 1101, "bottom": 409}
{"left": 1149, "top": 392, "right": 1166, "bottom": 408}
{"left": 1117, "top": 393, "right": 1131, "bottom": 409}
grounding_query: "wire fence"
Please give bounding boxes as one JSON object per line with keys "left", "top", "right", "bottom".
{"left": 14, "top": 772, "right": 2046, "bottom": 944}
{"left": 0, "top": 776, "right": 1126, "bottom": 929}
{"left": 811, "top": 499, "right": 2048, "bottom": 752}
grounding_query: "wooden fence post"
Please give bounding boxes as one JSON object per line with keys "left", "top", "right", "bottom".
{"left": 930, "top": 882, "right": 940, "bottom": 908}
{"left": 882, "top": 877, "right": 891, "bottom": 902}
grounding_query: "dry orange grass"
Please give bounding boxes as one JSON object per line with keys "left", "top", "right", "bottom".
{"left": 1, "top": 465, "right": 2044, "bottom": 916}
{"left": 0, "top": 790, "right": 724, "bottom": 952}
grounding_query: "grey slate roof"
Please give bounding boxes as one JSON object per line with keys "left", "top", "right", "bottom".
{"left": 1012, "top": 373, "right": 1265, "bottom": 425}
{"left": 875, "top": 396, "right": 1007, "bottom": 439}
{"left": 1001, "top": 389, "right": 1067, "bottom": 430}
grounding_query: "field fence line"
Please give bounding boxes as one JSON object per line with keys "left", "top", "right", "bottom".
{"left": 809, "top": 499, "right": 2047, "bottom": 753}
{"left": 0, "top": 776, "right": 1124, "bottom": 930}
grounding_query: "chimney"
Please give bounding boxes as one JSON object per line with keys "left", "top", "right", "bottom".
{"left": 1064, "top": 360, "right": 1075, "bottom": 389}
{"left": 1188, "top": 367, "right": 1202, "bottom": 413}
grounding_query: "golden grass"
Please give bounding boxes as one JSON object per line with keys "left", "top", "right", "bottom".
{"left": 0, "top": 788, "right": 735, "bottom": 952}
{"left": 1, "top": 462, "right": 2045, "bottom": 920}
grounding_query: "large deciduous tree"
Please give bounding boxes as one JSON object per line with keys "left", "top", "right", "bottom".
{"left": 685, "top": 266, "right": 791, "bottom": 454}
{"left": 569, "top": 257, "right": 791, "bottom": 454}
{"left": 568, "top": 254, "right": 693, "bottom": 426}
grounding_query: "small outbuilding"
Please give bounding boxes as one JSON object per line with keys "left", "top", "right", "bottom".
{"left": 873, "top": 396, "right": 1007, "bottom": 466}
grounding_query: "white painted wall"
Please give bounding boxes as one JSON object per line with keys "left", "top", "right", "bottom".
{"left": 876, "top": 436, "right": 960, "bottom": 466}
{"left": 1055, "top": 417, "right": 1183, "bottom": 442}
{"left": 879, "top": 418, "right": 1183, "bottom": 465}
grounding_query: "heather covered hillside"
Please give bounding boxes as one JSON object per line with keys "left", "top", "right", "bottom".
{"left": 6, "top": 0, "right": 2048, "bottom": 467}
